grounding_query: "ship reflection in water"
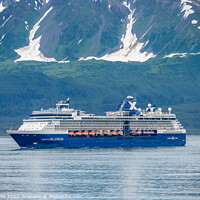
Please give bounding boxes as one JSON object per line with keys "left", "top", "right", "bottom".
{"left": 0, "top": 135, "right": 199, "bottom": 199}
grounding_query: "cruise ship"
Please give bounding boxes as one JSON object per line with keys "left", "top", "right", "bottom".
{"left": 8, "top": 96, "right": 186, "bottom": 148}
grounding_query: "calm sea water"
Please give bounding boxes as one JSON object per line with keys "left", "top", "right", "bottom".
{"left": 0, "top": 135, "right": 200, "bottom": 200}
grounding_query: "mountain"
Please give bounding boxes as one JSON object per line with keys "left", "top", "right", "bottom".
{"left": 0, "top": 0, "right": 200, "bottom": 134}
{"left": 0, "top": 0, "right": 200, "bottom": 62}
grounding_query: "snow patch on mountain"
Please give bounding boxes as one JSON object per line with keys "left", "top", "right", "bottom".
{"left": 92, "top": 0, "right": 102, "bottom": 2}
{"left": 77, "top": 39, "right": 82, "bottom": 45}
{"left": 0, "top": 34, "right": 5, "bottom": 44}
{"left": 190, "top": 52, "right": 200, "bottom": 55}
{"left": 80, "top": 1, "right": 155, "bottom": 62}
{"left": 108, "top": 4, "right": 111, "bottom": 11}
{"left": 191, "top": 20, "right": 197, "bottom": 24}
{"left": 24, "top": 21, "right": 29, "bottom": 30}
{"left": 15, "top": 7, "right": 57, "bottom": 62}
{"left": 0, "top": 15, "right": 12, "bottom": 28}
{"left": 180, "top": 0, "right": 194, "bottom": 19}
{"left": 58, "top": 60, "right": 70, "bottom": 63}
{"left": 0, "top": 1, "right": 6, "bottom": 12}
{"left": 0, "top": 34, "right": 5, "bottom": 40}
{"left": 164, "top": 52, "right": 200, "bottom": 58}
{"left": 181, "top": 0, "right": 192, "bottom": 3}
{"left": 164, "top": 53, "right": 187, "bottom": 58}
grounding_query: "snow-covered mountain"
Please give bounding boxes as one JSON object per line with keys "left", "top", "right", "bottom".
{"left": 0, "top": 0, "right": 200, "bottom": 62}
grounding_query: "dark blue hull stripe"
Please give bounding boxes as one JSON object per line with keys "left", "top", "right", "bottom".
{"left": 10, "top": 133, "right": 186, "bottom": 148}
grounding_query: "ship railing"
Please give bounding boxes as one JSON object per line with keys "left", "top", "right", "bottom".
{"left": 140, "top": 110, "right": 173, "bottom": 115}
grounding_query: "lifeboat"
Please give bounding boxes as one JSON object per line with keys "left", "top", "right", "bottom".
{"left": 137, "top": 130, "right": 142, "bottom": 134}
{"left": 82, "top": 130, "right": 88, "bottom": 136}
{"left": 75, "top": 131, "right": 82, "bottom": 136}
{"left": 110, "top": 130, "right": 117, "bottom": 135}
{"left": 68, "top": 131, "right": 74, "bottom": 136}
{"left": 88, "top": 130, "right": 96, "bottom": 136}
{"left": 131, "top": 130, "right": 137, "bottom": 134}
{"left": 117, "top": 130, "right": 123, "bottom": 135}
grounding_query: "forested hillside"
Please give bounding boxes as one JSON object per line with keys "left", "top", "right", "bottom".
{"left": 0, "top": 55, "right": 200, "bottom": 134}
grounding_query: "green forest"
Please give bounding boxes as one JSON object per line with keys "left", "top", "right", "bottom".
{"left": 0, "top": 55, "right": 200, "bottom": 135}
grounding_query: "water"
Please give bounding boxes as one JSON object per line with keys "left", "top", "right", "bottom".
{"left": 0, "top": 135, "right": 200, "bottom": 200}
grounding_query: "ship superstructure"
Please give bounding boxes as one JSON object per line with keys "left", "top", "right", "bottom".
{"left": 8, "top": 96, "right": 186, "bottom": 148}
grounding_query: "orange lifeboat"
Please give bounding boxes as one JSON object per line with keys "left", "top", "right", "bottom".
{"left": 131, "top": 130, "right": 137, "bottom": 134}
{"left": 68, "top": 131, "right": 74, "bottom": 135}
{"left": 75, "top": 131, "right": 82, "bottom": 136}
{"left": 68, "top": 131, "right": 74, "bottom": 134}
{"left": 68, "top": 131, "right": 74, "bottom": 136}
{"left": 89, "top": 130, "right": 96, "bottom": 136}
{"left": 111, "top": 130, "right": 117, "bottom": 135}
{"left": 82, "top": 130, "right": 88, "bottom": 136}
{"left": 117, "top": 130, "right": 123, "bottom": 135}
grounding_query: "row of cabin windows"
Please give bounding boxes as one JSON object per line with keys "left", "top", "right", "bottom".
{"left": 82, "top": 117, "right": 176, "bottom": 120}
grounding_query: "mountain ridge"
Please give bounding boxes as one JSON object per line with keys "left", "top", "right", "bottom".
{"left": 0, "top": 0, "right": 200, "bottom": 62}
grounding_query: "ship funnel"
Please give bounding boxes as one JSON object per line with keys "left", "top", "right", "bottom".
{"left": 116, "top": 96, "right": 140, "bottom": 115}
